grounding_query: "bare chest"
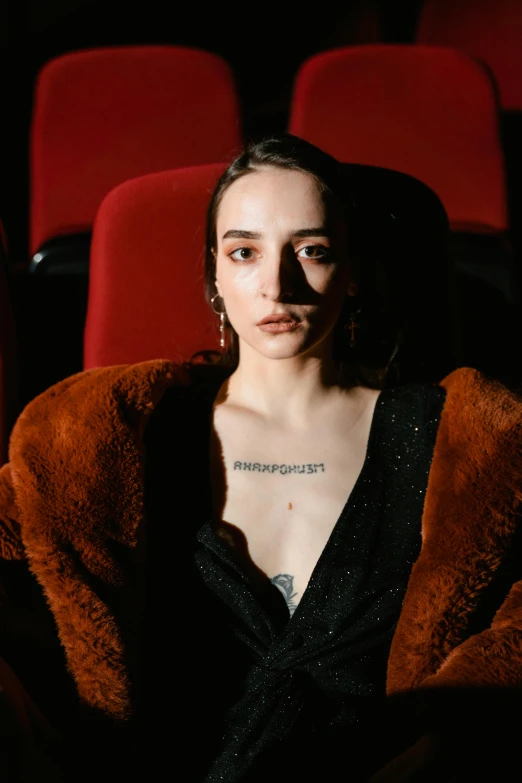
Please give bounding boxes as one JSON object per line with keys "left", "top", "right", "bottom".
{"left": 209, "top": 394, "right": 379, "bottom": 612}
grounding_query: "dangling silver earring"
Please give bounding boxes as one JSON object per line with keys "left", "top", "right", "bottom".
{"left": 210, "top": 293, "right": 227, "bottom": 348}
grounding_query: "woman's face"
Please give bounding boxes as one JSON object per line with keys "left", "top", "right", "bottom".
{"left": 214, "top": 166, "right": 356, "bottom": 361}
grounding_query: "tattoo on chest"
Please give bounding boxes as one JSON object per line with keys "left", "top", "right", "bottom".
{"left": 233, "top": 461, "right": 325, "bottom": 475}
{"left": 270, "top": 574, "right": 298, "bottom": 616}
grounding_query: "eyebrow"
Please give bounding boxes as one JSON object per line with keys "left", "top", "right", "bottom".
{"left": 222, "top": 227, "right": 331, "bottom": 240}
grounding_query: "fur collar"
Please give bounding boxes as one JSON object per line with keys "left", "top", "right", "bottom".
{"left": 2, "top": 361, "right": 522, "bottom": 718}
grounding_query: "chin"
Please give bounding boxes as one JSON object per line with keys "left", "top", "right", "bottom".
{"left": 241, "top": 330, "right": 321, "bottom": 360}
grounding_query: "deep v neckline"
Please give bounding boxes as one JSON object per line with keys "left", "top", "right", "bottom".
{"left": 276, "top": 387, "right": 386, "bottom": 631}
{"left": 201, "top": 387, "right": 387, "bottom": 632}
{"left": 190, "top": 382, "right": 445, "bottom": 783}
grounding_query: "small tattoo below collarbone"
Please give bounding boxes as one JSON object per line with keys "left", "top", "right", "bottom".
{"left": 270, "top": 574, "right": 298, "bottom": 616}
{"left": 233, "top": 461, "right": 325, "bottom": 475}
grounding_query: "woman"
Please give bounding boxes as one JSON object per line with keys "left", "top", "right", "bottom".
{"left": 0, "top": 135, "right": 520, "bottom": 782}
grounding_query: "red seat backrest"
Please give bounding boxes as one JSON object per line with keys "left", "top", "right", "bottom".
{"left": 30, "top": 45, "right": 242, "bottom": 256}
{"left": 83, "top": 163, "right": 226, "bottom": 369}
{"left": 288, "top": 44, "right": 508, "bottom": 233}
{"left": 416, "top": 0, "right": 522, "bottom": 111}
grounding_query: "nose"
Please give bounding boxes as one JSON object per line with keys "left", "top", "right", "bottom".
{"left": 258, "top": 244, "right": 298, "bottom": 301}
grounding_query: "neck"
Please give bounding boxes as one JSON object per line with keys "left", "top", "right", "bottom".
{"left": 223, "top": 338, "right": 349, "bottom": 425}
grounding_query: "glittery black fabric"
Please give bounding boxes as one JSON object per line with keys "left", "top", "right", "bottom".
{"left": 141, "top": 374, "right": 446, "bottom": 781}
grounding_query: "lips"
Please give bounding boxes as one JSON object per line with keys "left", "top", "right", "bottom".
{"left": 256, "top": 313, "right": 301, "bottom": 333}
{"left": 257, "top": 313, "right": 300, "bottom": 325}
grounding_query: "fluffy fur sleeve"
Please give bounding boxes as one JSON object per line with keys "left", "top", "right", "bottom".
{"left": 388, "top": 368, "right": 522, "bottom": 693}
{"left": 0, "top": 463, "right": 24, "bottom": 561}
{"left": 385, "top": 368, "right": 522, "bottom": 779}
{"left": 3, "top": 359, "right": 189, "bottom": 720}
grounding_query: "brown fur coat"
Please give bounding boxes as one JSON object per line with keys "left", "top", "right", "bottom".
{"left": 0, "top": 359, "right": 521, "bottom": 778}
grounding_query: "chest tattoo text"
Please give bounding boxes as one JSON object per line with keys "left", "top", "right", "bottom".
{"left": 233, "top": 461, "right": 325, "bottom": 475}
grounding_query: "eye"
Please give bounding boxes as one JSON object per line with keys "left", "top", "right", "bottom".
{"left": 228, "top": 246, "right": 257, "bottom": 262}
{"left": 297, "top": 244, "right": 332, "bottom": 262}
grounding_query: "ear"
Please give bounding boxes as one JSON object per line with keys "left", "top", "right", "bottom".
{"left": 215, "top": 279, "right": 223, "bottom": 297}
{"left": 347, "top": 280, "right": 358, "bottom": 297}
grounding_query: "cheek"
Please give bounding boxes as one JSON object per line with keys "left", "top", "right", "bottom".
{"left": 307, "top": 264, "right": 349, "bottom": 296}
{"left": 220, "top": 264, "right": 260, "bottom": 300}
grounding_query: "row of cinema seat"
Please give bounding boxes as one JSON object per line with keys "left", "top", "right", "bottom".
{"left": 24, "top": 41, "right": 521, "bottom": 278}
{"left": 22, "top": 0, "right": 522, "bottom": 278}
{"left": 1, "top": 0, "right": 522, "bottom": 463}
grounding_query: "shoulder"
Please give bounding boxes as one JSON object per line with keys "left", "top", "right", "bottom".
{"left": 382, "top": 378, "right": 447, "bottom": 412}
{"left": 8, "top": 359, "right": 191, "bottom": 463}
{"left": 439, "top": 366, "right": 522, "bottom": 442}
{"left": 432, "top": 368, "right": 522, "bottom": 496}
{"left": 418, "top": 369, "right": 522, "bottom": 572}
{"left": 377, "top": 366, "right": 522, "bottom": 457}
{"left": 383, "top": 366, "right": 522, "bottom": 430}
{"left": 143, "top": 362, "right": 232, "bottom": 444}
{"left": 378, "top": 378, "right": 447, "bottom": 444}
{"left": 430, "top": 367, "right": 522, "bottom": 501}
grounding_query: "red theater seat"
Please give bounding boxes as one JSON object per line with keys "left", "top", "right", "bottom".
{"left": 30, "top": 45, "right": 243, "bottom": 274}
{"left": 416, "top": 0, "right": 522, "bottom": 111}
{"left": 288, "top": 44, "right": 520, "bottom": 385}
{"left": 83, "top": 163, "right": 225, "bottom": 369}
{"left": 415, "top": 1, "right": 522, "bottom": 266}
{"left": 288, "top": 44, "right": 507, "bottom": 235}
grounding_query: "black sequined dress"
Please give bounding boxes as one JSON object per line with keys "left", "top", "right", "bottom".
{"left": 142, "top": 376, "right": 446, "bottom": 782}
